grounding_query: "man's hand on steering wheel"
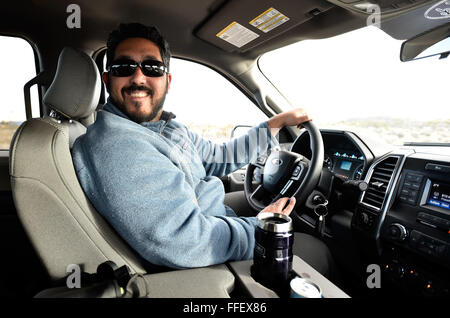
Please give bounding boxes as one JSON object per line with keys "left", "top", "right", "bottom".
{"left": 267, "top": 107, "right": 311, "bottom": 137}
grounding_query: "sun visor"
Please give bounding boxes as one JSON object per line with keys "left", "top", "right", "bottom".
{"left": 195, "top": 0, "right": 335, "bottom": 53}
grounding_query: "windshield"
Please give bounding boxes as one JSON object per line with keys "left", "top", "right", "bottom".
{"left": 259, "top": 26, "right": 449, "bottom": 146}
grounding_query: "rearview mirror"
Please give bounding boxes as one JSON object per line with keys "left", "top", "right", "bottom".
{"left": 400, "top": 23, "right": 450, "bottom": 62}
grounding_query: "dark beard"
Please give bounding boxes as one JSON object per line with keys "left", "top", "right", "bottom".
{"left": 110, "top": 82, "right": 168, "bottom": 123}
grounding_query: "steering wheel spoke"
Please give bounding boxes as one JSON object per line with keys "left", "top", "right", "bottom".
{"left": 279, "top": 179, "right": 294, "bottom": 196}
{"left": 248, "top": 185, "right": 270, "bottom": 210}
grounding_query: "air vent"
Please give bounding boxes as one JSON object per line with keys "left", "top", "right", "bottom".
{"left": 361, "top": 156, "right": 399, "bottom": 211}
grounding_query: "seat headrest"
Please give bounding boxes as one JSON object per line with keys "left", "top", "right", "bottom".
{"left": 43, "top": 47, "right": 101, "bottom": 120}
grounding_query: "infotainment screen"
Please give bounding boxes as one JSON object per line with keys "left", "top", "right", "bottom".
{"left": 427, "top": 181, "right": 450, "bottom": 210}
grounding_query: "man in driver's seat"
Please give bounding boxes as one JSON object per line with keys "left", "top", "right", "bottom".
{"left": 72, "top": 23, "right": 336, "bottom": 278}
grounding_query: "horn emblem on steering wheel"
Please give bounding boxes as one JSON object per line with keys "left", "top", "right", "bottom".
{"left": 271, "top": 158, "right": 283, "bottom": 166}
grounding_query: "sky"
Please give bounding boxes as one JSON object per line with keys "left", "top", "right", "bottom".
{"left": 1, "top": 25, "right": 448, "bottom": 126}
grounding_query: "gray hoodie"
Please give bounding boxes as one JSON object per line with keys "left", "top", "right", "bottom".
{"left": 71, "top": 100, "right": 277, "bottom": 269}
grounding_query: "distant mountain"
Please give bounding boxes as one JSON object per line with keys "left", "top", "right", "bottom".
{"left": 0, "top": 121, "right": 22, "bottom": 126}
{"left": 322, "top": 117, "right": 449, "bottom": 127}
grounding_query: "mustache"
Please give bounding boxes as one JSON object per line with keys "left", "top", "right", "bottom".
{"left": 123, "top": 84, "right": 153, "bottom": 96}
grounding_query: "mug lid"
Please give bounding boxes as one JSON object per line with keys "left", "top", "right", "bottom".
{"left": 256, "top": 212, "right": 293, "bottom": 233}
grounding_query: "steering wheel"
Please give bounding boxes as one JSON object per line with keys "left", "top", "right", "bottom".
{"left": 244, "top": 121, "right": 324, "bottom": 213}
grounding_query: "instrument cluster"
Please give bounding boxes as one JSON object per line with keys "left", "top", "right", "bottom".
{"left": 324, "top": 150, "right": 365, "bottom": 180}
{"left": 290, "top": 130, "right": 367, "bottom": 181}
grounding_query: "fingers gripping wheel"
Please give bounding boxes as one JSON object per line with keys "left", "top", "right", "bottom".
{"left": 244, "top": 121, "right": 324, "bottom": 213}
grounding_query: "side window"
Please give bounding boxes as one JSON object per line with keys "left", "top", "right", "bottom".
{"left": 165, "top": 58, "right": 267, "bottom": 143}
{"left": 0, "top": 35, "right": 39, "bottom": 149}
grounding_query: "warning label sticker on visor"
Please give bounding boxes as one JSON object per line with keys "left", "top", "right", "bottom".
{"left": 216, "top": 22, "right": 259, "bottom": 48}
{"left": 249, "top": 7, "right": 290, "bottom": 33}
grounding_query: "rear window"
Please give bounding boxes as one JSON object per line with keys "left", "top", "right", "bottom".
{"left": 0, "top": 35, "right": 39, "bottom": 149}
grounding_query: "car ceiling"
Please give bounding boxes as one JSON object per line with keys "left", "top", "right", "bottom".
{"left": 0, "top": 0, "right": 445, "bottom": 81}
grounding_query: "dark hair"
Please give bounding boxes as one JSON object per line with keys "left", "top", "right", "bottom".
{"left": 106, "top": 23, "right": 171, "bottom": 71}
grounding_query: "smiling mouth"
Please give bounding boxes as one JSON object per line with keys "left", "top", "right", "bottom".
{"left": 127, "top": 91, "right": 149, "bottom": 98}
{"left": 123, "top": 86, "right": 153, "bottom": 99}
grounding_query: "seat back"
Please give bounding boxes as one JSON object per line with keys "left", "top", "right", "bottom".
{"left": 9, "top": 47, "right": 146, "bottom": 280}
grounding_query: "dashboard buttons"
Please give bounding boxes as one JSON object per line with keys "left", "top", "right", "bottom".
{"left": 408, "top": 230, "right": 449, "bottom": 259}
{"left": 292, "top": 165, "right": 302, "bottom": 177}
{"left": 290, "top": 164, "right": 305, "bottom": 181}
{"left": 398, "top": 173, "right": 423, "bottom": 206}
{"left": 256, "top": 156, "right": 267, "bottom": 165}
{"left": 406, "top": 173, "right": 423, "bottom": 183}
{"left": 323, "top": 155, "right": 333, "bottom": 171}
{"left": 409, "top": 231, "right": 421, "bottom": 247}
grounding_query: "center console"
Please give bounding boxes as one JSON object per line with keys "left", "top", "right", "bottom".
{"left": 35, "top": 255, "right": 348, "bottom": 298}
{"left": 353, "top": 151, "right": 450, "bottom": 296}
{"left": 123, "top": 255, "right": 349, "bottom": 298}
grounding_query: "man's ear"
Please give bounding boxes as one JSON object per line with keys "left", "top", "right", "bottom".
{"left": 102, "top": 72, "right": 110, "bottom": 92}
{"left": 166, "top": 73, "right": 172, "bottom": 93}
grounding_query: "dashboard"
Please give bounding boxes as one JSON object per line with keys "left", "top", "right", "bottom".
{"left": 289, "top": 130, "right": 371, "bottom": 181}
{"left": 288, "top": 129, "right": 449, "bottom": 296}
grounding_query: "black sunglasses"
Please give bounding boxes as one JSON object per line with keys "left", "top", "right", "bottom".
{"left": 108, "top": 58, "right": 168, "bottom": 77}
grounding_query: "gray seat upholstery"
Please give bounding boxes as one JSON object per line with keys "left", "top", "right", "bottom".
{"left": 9, "top": 47, "right": 147, "bottom": 280}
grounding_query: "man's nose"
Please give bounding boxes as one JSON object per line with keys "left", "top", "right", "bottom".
{"left": 130, "top": 66, "right": 147, "bottom": 84}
